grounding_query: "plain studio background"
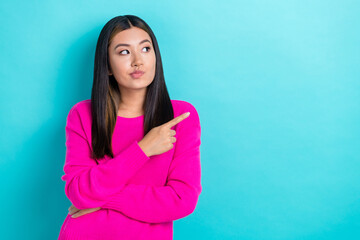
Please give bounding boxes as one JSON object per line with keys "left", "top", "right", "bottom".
{"left": 0, "top": 0, "right": 359, "bottom": 239}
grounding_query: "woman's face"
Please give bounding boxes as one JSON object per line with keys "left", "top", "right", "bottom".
{"left": 108, "top": 27, "right": 156, "bottom": 91}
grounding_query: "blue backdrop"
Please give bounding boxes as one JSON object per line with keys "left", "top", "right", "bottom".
{"left": 0, "top": 0, "right": 359, "bottom": 239}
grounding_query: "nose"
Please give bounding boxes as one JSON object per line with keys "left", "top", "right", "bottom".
{"left": 131, "top": 51, "right": 143, "bottom": 68}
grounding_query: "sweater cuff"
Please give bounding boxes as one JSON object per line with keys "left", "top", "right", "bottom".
{"left": 102, "top": 191, "right": 127, "bottom": 210}
{"left": 133, "top": 140, "right": 150, "bottom": 159}
{"left": 118, "top": 140, "right": 150, "bottom": 167}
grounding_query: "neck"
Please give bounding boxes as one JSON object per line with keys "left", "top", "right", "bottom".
{"left": 118, "top": 88, "right": 146, "bottom": 114}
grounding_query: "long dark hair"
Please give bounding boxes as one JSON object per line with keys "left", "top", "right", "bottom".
{"left": 91, "top": 15, "right": 173, "bottom": 161}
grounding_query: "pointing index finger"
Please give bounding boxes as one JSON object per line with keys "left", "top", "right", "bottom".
{"left": 165, "top": 112, "right": 190, "bottom": 128}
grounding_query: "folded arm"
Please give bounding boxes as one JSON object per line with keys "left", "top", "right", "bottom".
{"left": 61, "top": 105, "right": 150, "bottom": 209}
{"left": 101, "top": 103, "right": 202, "bottom": 223}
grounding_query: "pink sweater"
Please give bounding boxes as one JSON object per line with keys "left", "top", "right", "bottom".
{"left": 58, "top": 99, "right": 202, "bottom": 240}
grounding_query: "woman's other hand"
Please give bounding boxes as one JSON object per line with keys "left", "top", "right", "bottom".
{"left": 68, "top": 204, "right": 101, "bottom": 218}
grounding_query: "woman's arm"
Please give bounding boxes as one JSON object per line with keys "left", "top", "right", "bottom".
{"left": 61, "top": 105, "right": 150, "bottom": 209}
{"left": 101, "top": 103, "right": 202, "bottom": 223}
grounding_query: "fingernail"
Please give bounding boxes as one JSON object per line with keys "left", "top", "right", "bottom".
{"left": 185, "top": 112, "right": 190, "bottom": 116}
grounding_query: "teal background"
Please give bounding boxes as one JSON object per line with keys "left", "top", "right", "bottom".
{"left": 1, "top": 0, "right": 359, "bottom": 239}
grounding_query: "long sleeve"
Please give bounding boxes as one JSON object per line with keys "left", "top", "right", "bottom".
{"left": 61, "top": 104, "right": 150, "bottom": 209}
{"left": 101, "top": 103, "right": 202, "bottom": 223}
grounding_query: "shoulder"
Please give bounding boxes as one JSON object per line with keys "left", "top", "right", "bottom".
{"left": 67, "top": 99, "right": 199, "bottom": 123}
{"left": 69, "top": 99, "right": 193, "bottom": 117}
{"left": 68, "top": 99, "right": 91, "bottom": 118}
{"left": 66, "top": 99, "right": 92, "bottom": 137}
{"left": 170, "top": 99, "right": 199, "bottom": 117}
{"left": 170, "top": 99, "right": 201, "bottom": 129}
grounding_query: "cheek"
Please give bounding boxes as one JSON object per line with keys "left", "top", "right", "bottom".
{"left": 150, "top": 54, "right": 156, "bottom": 71}
{"left": 110, "top": 59, "right": 128, "bottom": 74}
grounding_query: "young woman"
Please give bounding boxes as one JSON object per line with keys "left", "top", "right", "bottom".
{"left": 58, "top": 15, "right": 202, "bottom": 240}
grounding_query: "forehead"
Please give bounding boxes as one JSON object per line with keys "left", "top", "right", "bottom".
{"left": 110, "top": 27, "right": 151, "bottom": 45}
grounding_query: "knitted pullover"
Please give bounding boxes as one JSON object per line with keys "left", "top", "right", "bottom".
{"left": 58, "top": 99, "right": 202, "bottom": 240}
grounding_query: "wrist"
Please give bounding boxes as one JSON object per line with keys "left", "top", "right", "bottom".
{"left": 138, "top": 141, "right": 151, "bottom": 157}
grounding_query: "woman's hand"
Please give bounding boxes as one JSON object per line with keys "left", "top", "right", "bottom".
{"left": 138, "top": 112, "right": 190, "bottom": 157}
{"left": 68, "top": 204, "right": 101, "bottom": 218}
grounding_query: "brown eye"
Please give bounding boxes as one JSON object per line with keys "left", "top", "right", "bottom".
{"left": 143, "top": 46, "right": 151, "bottom": 52}
{"left": 119, "top": 46, "right": 151, "bottom": 55}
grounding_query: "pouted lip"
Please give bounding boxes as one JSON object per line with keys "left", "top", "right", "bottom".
{"left": 130, "top": 70, "right": 144, "bottom": 75}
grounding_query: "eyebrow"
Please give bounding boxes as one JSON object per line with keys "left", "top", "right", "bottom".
{"left": 114, "top": 39, "right": 152, "bottom": 50}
